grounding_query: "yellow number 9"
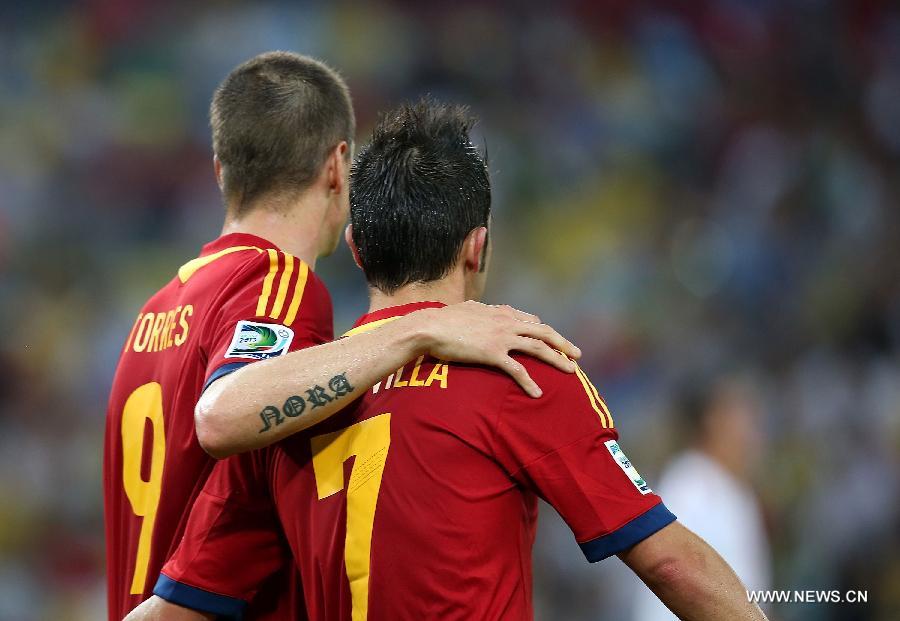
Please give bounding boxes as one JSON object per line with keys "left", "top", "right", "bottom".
{"left": 121, "top": 382, "right": 166, "bottom": 594}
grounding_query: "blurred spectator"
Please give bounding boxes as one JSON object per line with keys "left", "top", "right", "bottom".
{"left": 632, "top": 376, "right": 772, "bottom": 620}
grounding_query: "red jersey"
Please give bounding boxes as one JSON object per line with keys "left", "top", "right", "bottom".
{"left": 157, "top": 301, "right": 676, "bottom": 621}
{"left": 103, "top": 232, "right": 332, "bottom": 620}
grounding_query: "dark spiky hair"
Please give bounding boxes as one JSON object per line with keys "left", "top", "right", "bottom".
{"left": 350, "top": 99, "right": 491, "bottom": 294}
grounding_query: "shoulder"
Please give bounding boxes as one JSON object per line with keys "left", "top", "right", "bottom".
{"left": 514, "top": 352, "right": 580, "bottom": 386}
{"left": 214, "top": 249, "right": 329, "bottom": 329}
{"left": 299, "top": 268, "right": 332, "bottom": 315}
{"left": 497, "top": 353, "right": 615, "bottom": 428}
{"left": 178, "top": 245, "right": 270, "bottom": 285}
{"left": 517, "top": 352, "right": 606, "bottom": 401}
{"left": 442, "top": 353, "right": 598, "bottom": 401}
{"left": 437, "top": 352, "right": 610, "bottom": 417}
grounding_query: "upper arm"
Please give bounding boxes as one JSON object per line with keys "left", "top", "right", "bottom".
{"left": 194, "top": 253, "right": 333, "bottom": 453}
{"left": 200, "top": 251, "right": 333, "bottom": 393}
{"left": 491, "top": 358, "right": 676, "bottom": 561}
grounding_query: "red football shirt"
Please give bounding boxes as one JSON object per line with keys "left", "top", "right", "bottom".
{"left": 103, "top": 232, "right": 332, "bottom": 620}
{"left": 157, "top": 301, "right": 676, "bottom": 621}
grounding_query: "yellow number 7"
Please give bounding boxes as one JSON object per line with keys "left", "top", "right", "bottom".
{"left": 311, "top": 413, "right": 391, "bottom": 621}
{"left": 121, "top": 382, "right": 166, "bottom": 594}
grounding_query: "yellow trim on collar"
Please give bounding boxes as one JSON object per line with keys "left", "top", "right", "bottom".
{"left": 341, "top": 316, "right": 402, "bottom": 338}
{"left": 178, "top": 246, "right": 263, "bottom": 283}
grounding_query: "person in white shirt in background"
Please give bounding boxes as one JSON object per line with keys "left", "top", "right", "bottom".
{"left": 633, "top": 376, "right": 772, "bottom": 621}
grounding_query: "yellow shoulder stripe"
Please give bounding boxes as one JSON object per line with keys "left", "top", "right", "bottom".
{"left": 177, "top": 245, "right": 263, "bottom": 283}
{"left": 255, "top": 249, "right": 280, "bottom": 316}
{"left": 574, "top": 365, "right": 613, "bottom": 428}
{"left": 283, "top": 261, "right": 309, "bottom": 326}
{"left": 586, "top": 372, "right": 613, "bottom": 426}
{"left": 269, "top": 254, "right": 295, "bottom": 319}
{"left": 341, "top": 316, "right": 402, "bottom": 338}
{"left": 253, "top": 251, "right": 311, "bottom": 324}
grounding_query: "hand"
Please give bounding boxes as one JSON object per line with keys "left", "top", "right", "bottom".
{"left": 412, "top": 301, "right": 582, "bottom": 398}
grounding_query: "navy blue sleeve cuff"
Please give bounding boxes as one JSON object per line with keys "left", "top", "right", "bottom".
{"left": 579, "top": 502, "right": 677, "bottom": 563}
{"left": 154, "top": 574, "right": 248, "bottom": 620}
{"left": 202, "top": 362, "right": 250, "bottom": 394}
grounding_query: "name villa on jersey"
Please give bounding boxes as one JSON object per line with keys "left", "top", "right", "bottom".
{"left": 125, "top": 305, "right": 194, "bottom": 354}
{"left": 372, "top": 355, "right": 449, "bottom": 393}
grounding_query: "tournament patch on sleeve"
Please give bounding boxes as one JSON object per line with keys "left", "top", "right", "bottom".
{"left": 605, "top": 440, "right": 652, "bottom": 495}
{"left": 225, "top": 320, "right": 295, "bottom": 360}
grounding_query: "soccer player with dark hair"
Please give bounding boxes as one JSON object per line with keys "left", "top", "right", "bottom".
{"left": 105, "top": 54, "right": 580, "bottom": 621}
{"left": 126, "top": 100, "right": 768, "bottom": 621}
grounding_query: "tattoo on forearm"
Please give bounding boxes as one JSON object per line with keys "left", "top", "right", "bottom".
{"left": 258, "top": 406, "right": 284, "bottom": 431}
{"left": 283, "top": 395, "right": 306, "bottom": 417}
{"left": 258, "top": 373, "right": 355, "bottom": 433}
{"left": 306, "top": 385, "right": 333, "bottom": 408}
{"left": 329, "top": 373, "right": 353, "bottom": 396}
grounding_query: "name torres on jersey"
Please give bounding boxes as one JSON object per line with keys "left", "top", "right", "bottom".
{"left": 125, "top": 306, "right": 194, "bottom": 354}
{"left": 123, "top": 247, "right": 310, "bottom": 356}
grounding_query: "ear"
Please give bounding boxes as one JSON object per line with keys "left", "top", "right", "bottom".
{"left": 326, "top": 141, "right": 350, "bottom": 196}
{"left": 344, "top": 224, "right": 363, "bottom": 270}
{"left": 463, "top": 226, "right": 488, "bottom": 272}
{"left": 213, "top": 156, "right": 224, "bottom": 191}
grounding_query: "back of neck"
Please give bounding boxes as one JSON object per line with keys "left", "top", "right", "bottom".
{"left": 221, "top": 202, "right": 321, "bottom": 269}
{"left": 367, "top": 276, "right": 467, "bottom": 314}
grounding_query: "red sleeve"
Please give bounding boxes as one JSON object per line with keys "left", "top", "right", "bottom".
{"left": 154, "top": 450, "right": 288, "bottom": 617}
{"left": 200, "top": 250, "right": 333, "bottom": 392}
{"left": 491, "top": 357, "right": 676, "bottom": 561}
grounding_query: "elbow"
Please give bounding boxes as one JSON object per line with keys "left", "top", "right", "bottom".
{"left": 644, "top": 551, "right": 708, "bottom": 597}
{"left": 194, "top": 395, "right": 238, "bottom": 459}
{"left": 196, "top": 428, "right": 233, "bottom": 460}
{"left": 645, "top": 556, "right": 687, "bottom": 590}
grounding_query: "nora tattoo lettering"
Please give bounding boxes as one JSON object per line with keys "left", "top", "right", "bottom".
{"left": 258, "top": 405, "right": 284, "bottom": 433}
{"left": 258, "top": 372, "right": 356, "bottom": 433}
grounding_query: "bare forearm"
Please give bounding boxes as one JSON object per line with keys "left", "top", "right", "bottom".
{"left": 196, "top": 314, "right": 428, "bottom": 457}
{"left": 621, "top": 523, "right": 767, "bottom": 621}
{"left": 643, "top": 544, "right": 765, "bottom": 621}
{"left": 124, "top": 596, "right": 214, "bottom": 621}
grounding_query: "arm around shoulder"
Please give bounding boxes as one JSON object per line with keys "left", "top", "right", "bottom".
{"left": 195, "top": 302, "right": 581, "bottom": 458}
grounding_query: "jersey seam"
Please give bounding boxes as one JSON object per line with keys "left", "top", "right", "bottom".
{"left": 491, "top": 365, "right": 617, "bottom": 479}
{"left": 488, "top": 376, "right": 520, "bottom": 466}
{"left": 269, "top": 449, "right": 284, "bottom": 507}
{"left": 506, "top": 429, "right": 612, "bottom": 480}
{"left": 193, "top": 486, "right": 271, "bottom": 510}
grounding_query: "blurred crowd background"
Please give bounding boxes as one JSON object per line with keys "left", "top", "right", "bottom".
{"left": 2, "top": 0, "right": 899, "bottom": 619}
